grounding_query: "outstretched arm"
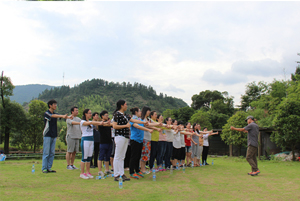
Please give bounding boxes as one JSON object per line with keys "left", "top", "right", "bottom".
{"left": 112, "top": 121, "right": 130, "bottom": 129}
{"left": 230, "top": 126, "right": 246, "bottom": 132}
{"left": 133, "top": 123, "right": 153, "bottom": 133}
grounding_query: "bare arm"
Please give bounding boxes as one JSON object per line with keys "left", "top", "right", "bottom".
{"left": 82, "top": 121, "right": 104, "bottom": 126}
{"left": 133, "top": 123, "right": 153, "bottom": 133}
{"left": 52, "top": 114, "right": 71, "bottom": 119}
{"left": 71, "top": 121, "right": 81, "bottom": 125}
{"left": 208, "top": 132, "right": 219, "bottom": 136}
{"left": 191, "top": 138, "right": 197, "bottom": 145}
{"left": 130, "top": 119, "right": 148, "bottom": 125}
{"left": 230, "top": 126, "right": 247, "bottom": 132}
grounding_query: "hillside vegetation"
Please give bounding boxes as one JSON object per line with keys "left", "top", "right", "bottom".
{"left": 38, "top": 78, "right": 188, "bottom": 115}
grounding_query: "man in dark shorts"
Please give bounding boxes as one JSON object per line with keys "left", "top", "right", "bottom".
{"left": 231, "top": 116, "right": 260, "bottom": 176}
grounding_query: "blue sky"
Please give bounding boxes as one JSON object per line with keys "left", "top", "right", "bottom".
{"left": 1, "top": 1, "right": 300, "bottom": 106}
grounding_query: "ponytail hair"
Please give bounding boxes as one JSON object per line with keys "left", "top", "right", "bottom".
{"left": 113, "top": 99, "right": 126, "bottom": 115}
{"left": 141, "top": 106, "right": 151, "bottom": 120}
{"left": 82, "top": 109, "right": 90, "bottom": 121}
{"left": 130, "top": 107, "right": 139, "bottom": 115}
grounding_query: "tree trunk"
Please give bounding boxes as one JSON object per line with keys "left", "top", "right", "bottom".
{"left": 4, "top": 126, "right": 10, "bottom": 154}
{"left": 229, "top": 144, "right": 233, "bottom": 157}
{"left": 292, "top": 146, "right": 295, "bottom": 161}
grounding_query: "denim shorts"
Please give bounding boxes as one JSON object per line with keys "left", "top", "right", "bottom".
{"left": 185, "top": 146, "right": 191, "bottom": 153}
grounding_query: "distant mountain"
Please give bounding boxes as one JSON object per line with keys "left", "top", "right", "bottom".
{"left": 10, "top": 84, "right": 55, "bottom": 104}
{"left": 38, "top": 78, "right": 188, "bottom": 114}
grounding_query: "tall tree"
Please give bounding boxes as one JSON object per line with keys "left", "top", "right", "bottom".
{"left": 191, "top": 90, "right": 224, "bottom": 110}
{"left": 272, "top": 98, "right": 300, "bottom": 161}
{"left": 221, "top": 111, "right": 248, "bottom": 156}
{"left": 239, "top": 81, "right": 269, "bottom": 111}
{"left": 0, "top": 72, "right": 15, "bottom": 153}
{"left": 189, "top": 110, "right": 212, "bottom": 130}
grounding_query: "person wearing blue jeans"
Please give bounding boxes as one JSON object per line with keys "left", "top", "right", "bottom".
{"left": 42, "top": 99, "right": 72, "bottom": 173}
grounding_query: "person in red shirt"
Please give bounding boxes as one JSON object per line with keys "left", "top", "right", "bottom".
{"left": 184, "top": 122, "right": 192, "bottom": 167}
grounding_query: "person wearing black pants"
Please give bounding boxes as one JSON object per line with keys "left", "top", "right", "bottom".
{"left": 202, "top": 146, "right": 209, "bottom": 165}
{"left": 202, "top": 127, "right": 218, "bottom": 165}
{"left": 91, "top": 112, "right": 100, "bottom": 168}
{"left": 128, "top": 107, "right": 153, "bottom": 179}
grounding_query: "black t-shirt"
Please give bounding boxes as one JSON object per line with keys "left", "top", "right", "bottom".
{"left": 98, "top": 124, "right": 112, "bottom": 144}
{"left": 113, "top": 111, "right": 131, "bottom": 139}
{"left": 43, "top": 110, "right": 58, "bottom": 138}
{"left": 93, "top": 127, "right": 100, "bottom": 143}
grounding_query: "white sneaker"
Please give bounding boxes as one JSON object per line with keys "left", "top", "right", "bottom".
{"left": 86, "top": 173, "right": 94, "bottom": 179}
{"left": 71, "top": 165, "right": 79, "bottom": 170}
{"left": 80, "top": 173, "right": 89, "bottom": 179}
{"left": 98, "top": 171, "right": 105, "bottom": 177}
{"left": 67, "top": 165, "right": 73, "bottom": 170}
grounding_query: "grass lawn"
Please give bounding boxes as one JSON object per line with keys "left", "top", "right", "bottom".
{"left": 1, "top": 157, "right": 300, "bottom": 201}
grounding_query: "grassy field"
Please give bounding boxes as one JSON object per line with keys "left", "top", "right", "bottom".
{"left": 0, "top": 157, "right": 300, "bottom": 201}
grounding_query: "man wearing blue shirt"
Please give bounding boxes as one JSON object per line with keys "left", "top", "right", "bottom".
{"left": 42, "top": 99, "right": 72, "bottom": 173}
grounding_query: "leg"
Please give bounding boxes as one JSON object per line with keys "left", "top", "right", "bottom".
{"left": 246, "top": 146, "right": 258, "bottom": 172}
{"left": 149, "top": 141, "right": 158, "bottom": 169}
{"left": 71, "top": 151, "right": 76, "bottom": 165}
{"left": 129, "top": 140, "right": 138, "bottom": 175}
{"left": 42, "top": 137, "right": 51, "bottom": 171}
{"left": 157, "top": 141, "right": 163, "bottom": 167}
{"left": 47, "top": 137, "right": 56, "bottom": 170}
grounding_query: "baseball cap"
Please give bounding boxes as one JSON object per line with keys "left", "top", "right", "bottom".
{"left": 245, "top": 116, "right": 254, "bottom": 122}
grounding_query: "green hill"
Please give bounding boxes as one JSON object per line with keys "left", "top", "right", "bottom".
{"left": 10, "top": 84, "right": 55, "bottom": 104}
{"left": 38, "top": 78, "right": 188, "bottom": 115}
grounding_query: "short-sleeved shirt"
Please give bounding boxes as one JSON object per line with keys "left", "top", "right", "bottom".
{"left": 143, "top": 118, "right": 153, "bottom": 141}
{"left": 165, "top": 129, "right": 174, "bottom": 142}
{"left": 159, "top": 129, "right": 167, "bottom": 141}
{"left": 43, "top": 110, "right": 58, "bottom": 138}
{"left": 203, "top": 134, "right": 209, "bottom": 146}
{"left": 192, "top": 130, "right": 199, "bottom": 144}
{"left": 80, "top": 120, "right": 94, "bottom": 137}
{"left": 151, "top": 119, "right": 159, "bottom": 141}
{"left": 113, "top": 111, "right": 130, "bottom": 139}
{"left": 180, "top": 133, "right": 185, "bottom": 147}
{"left": 244, "top": 122, "right": 259, "bottom": 147}
{"left": 130, "top": 115, "right": 144, "bottom": 143}
{"left": 173, "top": 131, "right": 181, "bottom": 149}
{"left": 98, "top": 122, "right": 112, "bottom": 144}
{"left": 185, "top": 135, "right": 191, "bottom": 146}
{"left": 66, "top": 117, "right": 81, "bottom": 139}
{"left": 93, "top": 127, "right": 100, "bottom": 143}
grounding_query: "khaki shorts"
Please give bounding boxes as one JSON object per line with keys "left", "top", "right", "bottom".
{"left": 67, "top": 135, "right": 80, "bottom": 153}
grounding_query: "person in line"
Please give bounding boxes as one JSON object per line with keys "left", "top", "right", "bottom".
{"left": 191, "top": 123, "right": 200, "bottom": 167}
{"left": 42, "top": 99, "right": 72, "bottom": 173}
{"left": 139, "top": 106, "right": 160, "bottom": 174}
{"left": 157, "top": 115, "right": 171, "bottom": 171}
{"left": 231, "top": 116, "right": 260, "bottom": 176}
{"left": 79, "top": 109, "right": 106, "bottom": 179}
{"left": 179, "top": 121, "right": 186, "bottom": 167}
{"left": 97, "top": 110, "right": 114, "bottom": 177}
{"left": 110, "top": 117, "right": 115, "bottom": 172}
{"left": 66, "top": 106, "right": 81, "bottom": 170}
{"left": 172, "top": 120, "right": 182, "bottom": 168}
{"left": 90, "top": 112, "right": 100, "bottom": 168}
{"left": 129, "top": 107, "right": 153, "bottom": 179}
{"left": 112, "top": 100, "right": 148, "bottom": 182}
{"left": 202, "top": 127, "right": 218, "bottom": 165}
{"left": 149, "top": 111, "right": 163, "bottom": 171}
{"left": 164, "top": 117, "right": 176, "bottom": 170}
{"left": 184, "top": 122, "right": 193, "bottom": 167}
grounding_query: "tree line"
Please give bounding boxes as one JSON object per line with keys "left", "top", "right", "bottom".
{"left": 1, "top": 59, "right": 300, "bottom": 159}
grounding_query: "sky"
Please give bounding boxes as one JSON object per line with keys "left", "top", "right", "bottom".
{"left": 1, "top": 1, "right": 300, "bottom": 106}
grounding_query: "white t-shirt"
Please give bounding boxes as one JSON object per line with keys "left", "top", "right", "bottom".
{"left": 203, "top": 134, "right": 209, "bottom": 146}
{"left": 80, "top": 120, "right": 93, "bottom": 137}
{"left": 173, "top": 131, "right": 181, "bottom": 149}
{"left": 180, "top": 132, "right": 185, "bottom": 147}
{"left": 165, "top": 129, "right": 174, "bottom": 142}
{"left": 143, "top": 118, "right": 153, "bottom": 141}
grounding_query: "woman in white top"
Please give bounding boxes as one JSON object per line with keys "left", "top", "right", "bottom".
{"left": 80, "top": 109, "right": 107, "bottom": 179}
{"left": 202, "top": 127, "right": 218, "bottom": 165}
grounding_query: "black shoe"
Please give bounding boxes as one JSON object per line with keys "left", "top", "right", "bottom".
{"left": 122, "top": 174, "right": 130, "bottom": 181}
{"left": 90, "top": 165, "right": 96, "bottom": 168}
{"left": 47, "top": 169, "right": 56, "bottom": 173}
{"left": 205, "top": 163, "right": 209, "bottom": 165}
{"left": 114, "top": 176, "right": 120, "bottom": 182}
{"left": 42, "top": 169, "right": 48, "bottom": 173}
